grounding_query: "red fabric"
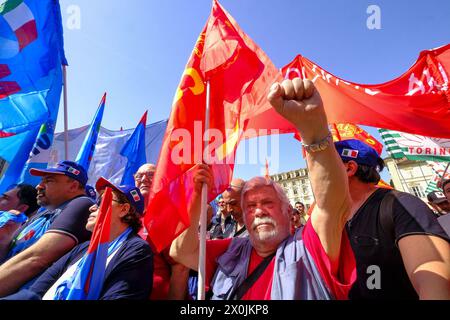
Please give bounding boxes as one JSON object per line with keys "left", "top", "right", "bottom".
{"left": 145, "top": 0, "right": 290, "bottom": 252}
{"left": 329, "top": 123, "right": 384, "bottom": 155}
{"left": 149, "top": 252, "right": 171, "bottom": 300}
{"left": 87, "top": 187, "right": 112, "bottom": 254}
{"left": 302, "top": 219, "right": 356, "bottom": 300}
{"left": 241, "top": 250, "right": 274, "bottom": 300}
{"left": 282, "top": 44, "right": 450, "bottom": 138}
{"left": 205, "top": 238, "right": 273, "bottom": 299}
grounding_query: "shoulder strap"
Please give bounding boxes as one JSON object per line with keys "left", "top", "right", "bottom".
{"left": 231, "top": 252, "right": 275, "bottom": 300}
{"left": 379, "top": 190, "right": 398, "bottom": 244}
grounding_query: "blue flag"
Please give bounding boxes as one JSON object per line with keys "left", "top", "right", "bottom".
{"left": 0, "top": 0, "right": 66, "bottom": 192}
{"left": 75, "top": 93, "right": 106, "bottom": 172}
{"left": 120, "top": 111, "right": 148, "bottom": 185}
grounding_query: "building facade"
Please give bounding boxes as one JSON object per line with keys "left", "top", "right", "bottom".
{"left": 270, "top": 167, "right": 315, "bottom": 210}
{"left": 384, "top": 157, "right": 434, "bottom": 202}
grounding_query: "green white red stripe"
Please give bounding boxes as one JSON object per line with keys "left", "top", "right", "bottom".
{"left": 0, "top": 0, "right": 37, "bottom": 50}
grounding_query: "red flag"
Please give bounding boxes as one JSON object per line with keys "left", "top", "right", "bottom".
{"left": 331, "top": 123, "right": 383, "bottom": 155}
{"left": 282, "top": 44, "right": 450, "bottom": 138}
{"left": 145, "top": 0, "right": 286, "bottom": 252}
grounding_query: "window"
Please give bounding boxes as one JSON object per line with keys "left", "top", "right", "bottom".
{"left": 411, "top": 185, "right": 425, "bottom": 198}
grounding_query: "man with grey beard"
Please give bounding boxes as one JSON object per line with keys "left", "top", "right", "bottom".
{"left": 170, "top": 78, "right": 356, "bottom": 300}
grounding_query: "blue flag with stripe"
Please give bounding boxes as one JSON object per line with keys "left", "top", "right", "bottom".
{"left": 120, "top": 111, "right": 148, "bottom": 185}
{"left": 75, "top": 93, "right": 106, "bottom": 172}
{"left": 0, "top": 0, "right": 66, "bottom": 192}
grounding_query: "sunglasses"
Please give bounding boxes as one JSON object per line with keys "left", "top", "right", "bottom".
{"left": 96, "top": 196, "right": 123, "bottom": 206}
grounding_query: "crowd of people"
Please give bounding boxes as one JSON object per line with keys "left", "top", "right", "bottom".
{"left": 0, "top": 78, "right": 449, "bottom": 300}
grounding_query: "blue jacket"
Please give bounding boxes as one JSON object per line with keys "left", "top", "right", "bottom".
{"left": 3, "top": 233, "right": 153, "bottom": 300}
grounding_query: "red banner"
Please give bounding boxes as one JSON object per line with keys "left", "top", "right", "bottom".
{"left": 282, "top": 44, "right": 450, "bottom": 138}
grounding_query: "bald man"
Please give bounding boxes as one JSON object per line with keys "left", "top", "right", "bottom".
{"left": 222, "top": 178, "right": 248, "bottom": 238}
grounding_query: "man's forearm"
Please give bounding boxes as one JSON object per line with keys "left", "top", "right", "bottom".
{"left": 0, "top": 252, "right": 46, "bottom": 296}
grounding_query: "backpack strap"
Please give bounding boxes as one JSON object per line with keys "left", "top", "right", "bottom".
{"left": 379, "top": 190, "right": 399, "bottom": 245}
{"left": 230, "top": 252, "right": 275, "bottom": 300}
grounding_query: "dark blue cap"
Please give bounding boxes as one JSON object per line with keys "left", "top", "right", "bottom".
{"left": 85, "top": 184, "right": 97, "bottom": 200}
{"left": 30, "top": 161, "right": 88, "bottom": 187}
{"left": 95, "top": 177, "right": 145, "bottom": 216}
{"left": 334, "top": 139, "right": 382, "bottom": 168}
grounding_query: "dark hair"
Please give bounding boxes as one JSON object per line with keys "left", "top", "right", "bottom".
{"left": 16, "top": 184, "right": 39, "bottom": 216}
{"left": 292, "top": 208, "right": 300, "bottom": 215}
{"left": 442, "top": 179, "right": 450, "bottom": 191}
{"left": 294, "top": 201, "right": 304, "bottom": 207}
{"left": 348, "top": 157, "right": 385, "bottom": 184}
{"left": 115, "top": 191, "right": 142, "bottom": 233}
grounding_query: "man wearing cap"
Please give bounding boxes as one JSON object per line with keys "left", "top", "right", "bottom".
{"left": 427, "top": 191, "right": 450, "bottom": 216}
{"left": 0, "top": 161, "right": 94, "bottom": 297}
{"left": 0, "top": 184, "right": 39, "bottom": 261}
{"left": 335, "top": 139, "right": 450, "bottom": 299}
{"left": 2, "top": 177, "right": 153, "bottom": 300}
{"left": 134, "top": 163, "right": 190, "bottom": 300}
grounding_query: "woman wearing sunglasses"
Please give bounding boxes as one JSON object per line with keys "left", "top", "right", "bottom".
{"left": 2, "top": 177, "right": 153, "bottom": 300}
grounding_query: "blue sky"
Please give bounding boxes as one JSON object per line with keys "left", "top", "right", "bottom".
{"left": 56, "top": 0, "right": 450, "bottom": 181}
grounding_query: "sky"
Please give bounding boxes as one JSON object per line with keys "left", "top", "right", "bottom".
{"left": 56, "top": 0, "right": 450, "bottom": 181}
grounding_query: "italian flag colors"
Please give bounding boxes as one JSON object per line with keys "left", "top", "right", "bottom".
{"left": 0, "top": 0, "right": 37, "bottom": 51}
{"left": 341, "top": 148, "right": 359, "bottom": 158}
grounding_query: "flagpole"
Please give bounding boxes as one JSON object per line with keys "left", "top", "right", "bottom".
{"left": 63, "top": 64, "right": 69, "bottom": 160}
{"left": 198, "top": 80, "right": 210, "bottom": 300}
{"left": 393, "top": 158, "right": 411, "bottom": 193}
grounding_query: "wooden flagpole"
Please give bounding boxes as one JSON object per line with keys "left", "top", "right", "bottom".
{"left": 197, "top": 80, "right": 210, "bottom": 300}
{"left": 63, "top": 65, "right": 69, "bottom": 160}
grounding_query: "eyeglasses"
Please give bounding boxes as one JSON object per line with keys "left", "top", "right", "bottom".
{"left": 96, "top": 197, "right": 123, "bottom": 206}
{"left": 133, "top": 172, "right": 154, "bottom": 181}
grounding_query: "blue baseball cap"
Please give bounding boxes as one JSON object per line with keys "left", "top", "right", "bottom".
{"left": 30, "top": 161, "right": 88, "bottom": 187}
{"left": 95, "top": 177, "right": 145, "bottom": 216}
{"left": 334, "top": 139, "right": 382, "bottom": 168}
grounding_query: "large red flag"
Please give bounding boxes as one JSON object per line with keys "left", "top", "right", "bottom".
{"left": 145, "top": 0, "right": 289, "bottom": 252}
{"left": 282, "top": 44, "right": 450, "bottom": 138}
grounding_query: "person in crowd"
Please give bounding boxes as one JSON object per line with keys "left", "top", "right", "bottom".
{"left": 441, "top": 179, "right": 450, "bottom": 202}
{"left": 220, "top": 179, "right": 248, "bottom": 238}
{"left": 336, "top": 139, "right": 450, "bottom": 299}
{"left": 0, "top": 161, "right": 94, "bottom": 297}
{"left": 427, "top": 191, "right": 450, "bottom": 216}
{"left": 209, "top": 186, "right": 241, "bottom": 239}
{"left": 134, "top": 163, "right": 190, "bottom": 300}
{"left": 295, "top": 201, "right": 308, "bottom": 225}
{"left": 290, "top": 208, "right": 303, "bottom": 232}
{"left": 170, "top": 78, "right": 356, "bottom": 300}
{"left": 0, "top": 184, "right": 39, "bottom": 260}
{"left": 2, "top": 177, "right": 153, "bottom": 300}
{"left": 85, "top": 184, "right": 97, "bottom": 201}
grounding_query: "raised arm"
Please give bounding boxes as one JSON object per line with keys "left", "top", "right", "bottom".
{"left": 268, "top": 78, "right": 351, "bottom": 264}
{"left": 169, "top": 164, "right": 213, "bottom": 271}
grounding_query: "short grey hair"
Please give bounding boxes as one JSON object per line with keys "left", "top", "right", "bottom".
{"left": 241, "top": 177, "right": 291, "bottom": 223}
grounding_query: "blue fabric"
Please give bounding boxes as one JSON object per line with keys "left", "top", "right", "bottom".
{"left": 210, "top": 228, "right": 332, "bottom": 300}
{"left": 0, "top": 0, "right": 66, "bottom": 192}
{"left": 0, "top": 211, "right": 27, "bottom": 228}
{"left": 120, "top": 118, "right": 147, "bottom": 186}
{"left": 75, "top": 95, "right": 105, "bottom": 172}
{"left": 334, "top": 139, "right": 381, "bottom": 168}
{"left": 54, "top": 227, "right": 133, "bottom": 300}
{"left": 6, "top": 207, "right": 58, "bottom": 259}
{"left": 2, "top": 234, "right": 153, "bottom": 300}
{"left": 29, "top": 160, "right": 89, "bottom": 186}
